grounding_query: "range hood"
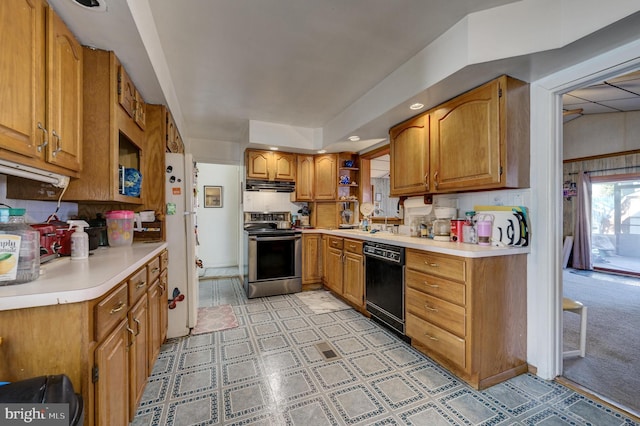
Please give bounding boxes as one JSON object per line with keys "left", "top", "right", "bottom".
{"left": 0, "top": 159, "right": 70, "bottom": 188}
{"left": 245, "top": 180, "right": 295, "bottom": 193}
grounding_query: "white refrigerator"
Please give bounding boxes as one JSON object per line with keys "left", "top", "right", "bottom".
{"left": 165, "top": 153, "right": 199, "bottom": 338}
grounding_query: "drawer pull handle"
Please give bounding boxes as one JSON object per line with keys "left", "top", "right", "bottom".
{"left": 424, "top": 304, "right": 438, "bottom": 312}
{"left": 110, "top": 301, "right": 125, "bottom": 314}
{"left": 349, "top": 244, "right": 356, "bottom": 248}
{"left": 136, "top": 281, "right": 147, "bottom": 289}
{"left": 424, "top": 333, "right": 439, "bottom": 341}
{"left": 151, "top": 267, "right": 160, "bottom": 273}
{"left": 424, "top": 281, "right": 439, "bottom": 288}
{"left": 425, "top": 262, "right": 439, "bottom": 267}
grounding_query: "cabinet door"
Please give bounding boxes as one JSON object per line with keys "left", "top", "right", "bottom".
{"left": 46, "top": 8, "right": 82, "bottom": 171}
{"left": 296, "top": 154, "right": 315, "bottom": 201}
{"left": 343, "top": 251, "right": 364, "bottom": 308}
{"left": 325, "top": 246, "right": 343, "bottom": 294}
{"left": 246, "top": 150, "right": 271, "bottom": 180}
{"left": 390, "top": 114, "right": 429, "bottom": 196}
{"left": 134, "top": 89, "right": 146, "bottom": 130}
{"left": 118, "top": 65, "right": 135, "bottom": 117}
{"left": 159, "top": 269, "right": 168, "bottom": 344}
{"left": 95, "top": 318, "right": 130, "bottom": 426}
{"left": 129, "top": 294, "right": 148, "bottom": 420}
{"left": 302, "top": 233, "right": 322, "bottom": 284}
{"left": 431, "top": 79, "right": 501, "bottom": 191}
{"left": 0, "top": 0, "right": 45, "bottom": 159}
{"left": 273, "top": 152, "right": 295, "bottom": 181}
{"left": 147, "top": 281, "right": 161, "bottom": 371}
{"left": 314, "top": 154, "right": 338, "bottom": 200}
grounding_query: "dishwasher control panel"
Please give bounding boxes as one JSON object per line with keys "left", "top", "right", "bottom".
{"left": 363, "top": 242, "right": 404, "bottom": 264}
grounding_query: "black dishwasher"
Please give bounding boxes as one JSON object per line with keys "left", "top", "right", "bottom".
{"left": 364, "top": 241, "right": 406, "bottom": 338}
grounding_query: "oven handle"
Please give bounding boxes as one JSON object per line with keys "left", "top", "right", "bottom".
{"left": 249, "top": 235, "right": 301, "bottom": 242}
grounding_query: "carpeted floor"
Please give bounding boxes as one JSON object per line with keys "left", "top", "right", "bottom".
{"left": 563, "top": 269, "right": 640, "bottom": 414}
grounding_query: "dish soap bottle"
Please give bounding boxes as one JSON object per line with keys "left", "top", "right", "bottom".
{"left": 68, "top": 220, "right": 90, "bottom": 260}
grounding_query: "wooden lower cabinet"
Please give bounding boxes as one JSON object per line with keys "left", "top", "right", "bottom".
{"left": 405, "top": 249, "right": 527, "bottom": 389}
{"left": 342, "top": 239, "right": 364, "bottom": 308}
{"left": 94, "top": 318, "right": 130, "bottom": 426}
{"left": 321, "top": 236, "right": 365, "bottom": 311}
{"left": 128, "top": 294, "right": 149, "bottom": 421}
{"left": 323, "top": 235, "right": 344, "bottom": 294}
{"left": 302, "top": 233, "right": 323, "bottom": 287}
{"left": 0, "top": 249, "right": 169, "bottom": 426}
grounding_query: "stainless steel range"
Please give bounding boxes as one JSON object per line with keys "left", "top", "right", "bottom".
{"left": 243, "top": 212, "right": 302, "bottom": 298}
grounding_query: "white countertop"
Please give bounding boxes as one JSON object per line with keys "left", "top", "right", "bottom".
{"left": 303, "top": 229, "right": 530, "bottom": 258}
{"left": 0, "top": 242, "right": 167, "bottom": 311}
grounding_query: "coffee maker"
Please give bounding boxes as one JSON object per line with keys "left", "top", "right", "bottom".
{"left": 432, "top": 207, "right": 457, "bottom": 241}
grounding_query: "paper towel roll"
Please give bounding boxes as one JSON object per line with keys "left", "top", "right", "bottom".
{"left": 403, "top": 197, "right": 430, "bottom": 210}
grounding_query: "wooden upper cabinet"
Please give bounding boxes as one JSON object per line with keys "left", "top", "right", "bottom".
{"left": 246, "top": 150, "right": 270, "bottom": 180}
{"left": 273, "top": 152, "right": 295, "bottom": 181}
{"left": 314, "top": 154, "right": 338, "bottom": 200}
{"left": 295, "top": 154, "right": 315, "bottom": 201}
{"left": 0, "top": 1, "right": 81, "bottom": 174}
{"left": 430, "top": 75, "right": 529, "bottom": 192}
{"left": 0, "top": 0, "right": 44, "bottom": 160}
{"left": 245, "top": 149, "right": 295, "bottom": 181}
{"left": 390, "top": 114, "right": 429, "bottom": 196}
{"left": 46, "top": 7, "right": 82, "bottom": 172}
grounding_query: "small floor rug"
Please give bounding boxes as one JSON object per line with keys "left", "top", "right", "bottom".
{"left": 295, "top": 290, "right": 352, "bottom": 314}
{"left": 190, "top": 305, "right": 238, "bottom": 335}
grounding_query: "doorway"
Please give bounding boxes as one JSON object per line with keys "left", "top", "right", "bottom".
{"left": 560, "top": 68, "right": 640, "bottom": 416}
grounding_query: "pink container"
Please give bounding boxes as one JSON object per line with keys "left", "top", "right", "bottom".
{"left": 476, "top": 214, "right": 494, "bottom": 246}
{"left": 105, "top": 210, "right": 134, "bottom": 246}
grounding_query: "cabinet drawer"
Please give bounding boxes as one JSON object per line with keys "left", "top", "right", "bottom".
{"left": 406, "top": 250, "right": 465, "bottom": 282}
{"left": 343, "top": 239, "right": 363, "bottom": 254}
{"left": 406, "top": 287, "right": 465, "bottom": 337}
{"left": 406, "top": 269, "right": 465, "bottom": 306}
{"left": 160, "top": 250, "right": 169, "bottom": 271}
{"left": 95, "top": 282, "right": 129, "bottom": 341}
{"left": 327, "top": 236, "right": 343, "bottom": 250}
{"left": 406, "top": 312, "right": 466, "bottom": 369}
{"left": 147, "top": 256, "right": 161, "bottom": 284}
{"left": 128, "top": 267, "right": 148, "bottom": 305}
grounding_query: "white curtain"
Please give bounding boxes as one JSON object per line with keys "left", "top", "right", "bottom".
{"left": 572, "top": 172, "right": 592, "bottom": 270}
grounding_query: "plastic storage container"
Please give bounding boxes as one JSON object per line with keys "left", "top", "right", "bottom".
{"left": 105, "top": 210, "right": 134, "bottom": 247}
{"left": 0, "top": 208, "right": 40, "bottom": 285}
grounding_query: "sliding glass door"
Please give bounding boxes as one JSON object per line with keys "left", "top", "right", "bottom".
{"left": 591, "top": 174, "right": 640, "bottom": 276}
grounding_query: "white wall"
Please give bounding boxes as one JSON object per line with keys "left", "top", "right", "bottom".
{"left": 563, "top": 111, "right": 640, "bottom": 159}
{"left": 243, "top": 191, "right": 306, "bottom": 217}
{"left": 196, "top": 163, "right": 241, "bottom": 269}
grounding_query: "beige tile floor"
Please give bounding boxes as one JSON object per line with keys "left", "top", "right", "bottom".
{"left": 132, "top": 276, "right": 639, "bottom": 425}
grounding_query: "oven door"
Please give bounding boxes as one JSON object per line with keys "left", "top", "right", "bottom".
{"left": 248, "top": 233, "right": 301, "bottom": 282}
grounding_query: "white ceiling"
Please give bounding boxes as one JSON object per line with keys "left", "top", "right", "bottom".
{"left": 562, "top": 70, "right": 640, "bottom": 122}
{"left": 46, "top": 0, "right": 640, "bottom": 154}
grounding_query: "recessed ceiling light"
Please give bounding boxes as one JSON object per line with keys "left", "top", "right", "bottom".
{"left": 348, "top": 135, "right": 360, "bottom": 142}
{"left": 317, "top": 150, "right": 327, "bottom": 154}
{"left": 269, "top": 147, "right": 279, "bottom": 151}
{"left": 409, "top": 103, "right": 424, "bottom": 110}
